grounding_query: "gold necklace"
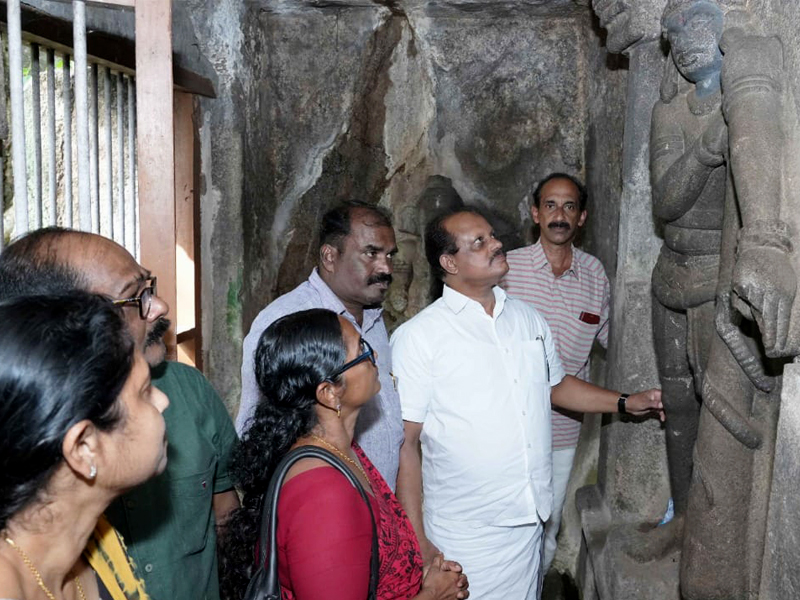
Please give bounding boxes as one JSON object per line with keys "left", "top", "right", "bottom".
{"left": 4, "top": 537, "right": 87, "bottom": 600}
{"left": 309, "top": 434, "right": 370, "bottom": 483}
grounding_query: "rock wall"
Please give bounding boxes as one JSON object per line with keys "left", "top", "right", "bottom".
{"left": 241, "top": 2, "right": 592, "bottom": 343}
{"left": 182, "top": 0, "right": 249, "bottom": 414}
{"left": 550, "top": 9, "right": 628, "bottom": 580}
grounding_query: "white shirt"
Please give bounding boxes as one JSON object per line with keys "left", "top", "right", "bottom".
{"left": 391, "top": 285, "right": 565, "bottom": 527}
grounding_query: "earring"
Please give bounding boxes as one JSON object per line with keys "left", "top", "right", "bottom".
{"left": 336, "top": 403, "right": 341, "bottom": 418}
{"left": 89, "top": 465, "right": 97, "bottom": 479}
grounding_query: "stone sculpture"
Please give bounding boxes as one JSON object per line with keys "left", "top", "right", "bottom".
{"left": 644, "top": 0, "right": 727, "bottom": 560}
{"left": 681, "top": 5, "right": 796, "bottom": 598}
{"left": 586, "top": 0, "right": 800, "bottom": 598}
{"left": 383, "top": 175, "right": 464, "bottom": 330}
{"left": 592, "top": 0, "right": 666, "bottom": 54}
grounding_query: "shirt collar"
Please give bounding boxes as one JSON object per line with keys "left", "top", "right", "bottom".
{"left": 531, "top": 241, "right": 579, "bottom": 280}
{"left": 442, "top": 284, "right": 507, "bottom": 319}
{"left": 307, "top": 268, "right": 384, "bottom": 331}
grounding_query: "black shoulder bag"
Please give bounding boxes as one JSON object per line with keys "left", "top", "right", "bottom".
{"left": 242, "top": 445, "right": 380, "bottom": 600}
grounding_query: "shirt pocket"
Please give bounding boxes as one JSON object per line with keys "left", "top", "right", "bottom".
{"left": 570, "top": 313, "right": 603, "bottom": 351}
{"left": 519, "top": 340, "right": 550, "bottom": 384}
{"left": 168, "top": 463, "right": 215, "bottom": 555}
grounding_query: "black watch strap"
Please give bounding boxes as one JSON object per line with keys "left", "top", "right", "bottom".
{"left": 618, "top": 393, "right": 630, "bottom": 414}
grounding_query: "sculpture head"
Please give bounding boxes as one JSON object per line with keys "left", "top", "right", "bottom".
{"left": 663, "top": 0, "right": 724, "bottom": 86}
{"left": 592, "top": 0, "right": 668, "bottom": 54}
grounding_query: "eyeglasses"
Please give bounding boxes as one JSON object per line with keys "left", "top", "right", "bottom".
{"left": 112, "top": 277, "right": 157, "bottom": 319}
{"left": 326, "top": 338, "right": 376, "bottom": 381}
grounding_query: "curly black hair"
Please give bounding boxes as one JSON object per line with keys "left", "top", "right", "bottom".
{"left": 219, "top": 308, "right": 347, "bottom": 600}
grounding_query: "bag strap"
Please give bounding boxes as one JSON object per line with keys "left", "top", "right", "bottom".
{"left": 254, "top": 445, "right": 379, "bottom": 600}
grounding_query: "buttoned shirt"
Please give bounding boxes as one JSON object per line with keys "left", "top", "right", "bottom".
{"left": 391, "top": 285, "right": 566, "bottom": 527}
{"left": 501, "top": 242, "right": 610, "bottom": 450}
{"left": 238, "top": 268, "right": 404, "bottom": 490}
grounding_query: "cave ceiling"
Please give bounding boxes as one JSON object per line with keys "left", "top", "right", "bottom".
{"left": 254, "top": 0, "right": 591, "bottom": 17}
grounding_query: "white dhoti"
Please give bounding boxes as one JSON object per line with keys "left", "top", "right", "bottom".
{"left": 426, "top": 516, "right": 544, "bottom": 599}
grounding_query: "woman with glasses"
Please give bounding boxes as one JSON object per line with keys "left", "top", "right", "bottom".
{"left": 0, "top": 293, "right": 169, "bottom": 600}
{"left": 220, "top": 308, "right": 468, "bottom": 600}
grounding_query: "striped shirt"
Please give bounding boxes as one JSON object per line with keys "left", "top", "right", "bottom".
{"left": 501, "top": 241, "right": 610, "bottom": 449}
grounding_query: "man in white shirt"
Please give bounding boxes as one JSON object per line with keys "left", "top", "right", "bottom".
{"left": 392, "top": 208, "right": 663, "bottom": 599}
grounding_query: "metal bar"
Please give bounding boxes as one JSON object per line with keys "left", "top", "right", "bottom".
{"left": 0, "top": 30, "right": 6, "bottom": 249}
{"left": 9, "top": 0, "right": 29, "bottom": 235}
{"left": 37, "top": 0, "right": 135, "bottom": 5}
{"left": 62, "top": 55, "right": 72, "bottom": 227}
{"left": 104, "top": 66, "right": 113, "bottom": 238}
{"left": 89, "top": 62, "right": 99, "bottom": 232}
{"left": 73, "top": 0, "right": 91, "bottom": 230}
{"left": 0, "top": 150, "right": 4, "bottom": 251}
{"left": 88, "top": 0, "right": 135, "bottom": 6}
{"left": 137, "top": 0, "right": 176, "bottom": 356}
{"left": 31, "top": 44, "right": 43, "bottom": 228}
{"left": 116, "top": 72, "right": 125, "bottom": 247}
{"left": 127, "top": 75, "right": 136, "bottom": 255}
{"left": 46, "top": 48, "right": 56, "bottom": 226}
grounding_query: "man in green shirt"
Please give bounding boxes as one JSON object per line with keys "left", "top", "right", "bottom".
{"left": 0, "top": 228, "right": 239, "bottom": 600}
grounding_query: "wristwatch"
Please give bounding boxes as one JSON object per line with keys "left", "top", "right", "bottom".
{"left": 618, "top": 393, "right": 629, "bottom": 414}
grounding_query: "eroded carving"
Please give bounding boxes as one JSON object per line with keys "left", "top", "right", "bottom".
{"left": 641, "top": 0, "right": 727, "bottom": 562}
{"left": 681, "top": 6, "right": 797, "bottom": 598}
{"left": 592, "top": 0, "right": 667, "bottom": 54}
{"left": 384, "top": 175, "right": 464, "bottom": 330}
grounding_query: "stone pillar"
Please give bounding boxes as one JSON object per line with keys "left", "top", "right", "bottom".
{"left": 577, "top": 38, "right": 675, "bottom": 600}
{"left": 758, "top": 361, "right": 800, "bottom": 599}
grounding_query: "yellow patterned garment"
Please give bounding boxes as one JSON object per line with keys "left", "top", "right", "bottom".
{"left": 83, "top": 515, "right": 151, "bottom": 600}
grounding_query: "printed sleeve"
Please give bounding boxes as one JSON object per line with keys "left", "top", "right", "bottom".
{"left": 390, "top": 323, "right": 434, "bottom": 423}
{"left": 278, "top": 470, "right": 373, "bottom": 600}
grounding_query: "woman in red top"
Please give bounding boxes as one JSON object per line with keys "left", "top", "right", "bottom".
{"left": 220, "top": 309, "right": 468, "bottom": 600}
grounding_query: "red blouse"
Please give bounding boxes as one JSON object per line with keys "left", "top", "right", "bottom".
{"left": 275, "top": 443, "right": 423, "bottom": 600}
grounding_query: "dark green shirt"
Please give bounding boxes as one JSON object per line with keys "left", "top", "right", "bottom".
{"left": 106, "top": 361, "right": 238, "bottom": 600}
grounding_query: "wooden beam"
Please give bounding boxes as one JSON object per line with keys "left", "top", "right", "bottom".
{"left": 0, "top": 1, "right": 216, "bottom": 97}
{"left": 36, "top": 0, "right": 134, "bottom": 5}
{"left": 86, "top": 0, "right": 135, "bottom": 7}
{"left": 136, "top": 0, "right": 176, "bottom": 359}
{"left": 174, "top": 91, "right": 196, "bottom": 367}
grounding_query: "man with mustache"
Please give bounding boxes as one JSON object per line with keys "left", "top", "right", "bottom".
{"left": 500, "top": 173, "right": 610, "bottom": 575}
{"left": 0, "top": 227, "right": 240, "bottom": 600}
{"left": 238, "top": 201, "right": 404, "bottom": 489}
{"left": 392, "top": 208, "right": 661, "bottom": 598}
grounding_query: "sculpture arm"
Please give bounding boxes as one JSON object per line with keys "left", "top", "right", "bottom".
{"left": 650, "top": 100, "right": 726, "bottom": 223}
{"left": 722, "top": 31, "right": 798, "bottom": 356}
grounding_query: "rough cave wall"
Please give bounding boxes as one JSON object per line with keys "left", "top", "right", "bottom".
{"left": 549, "top": 9, "right": 629, "bottom": 578}
{"left": 180, "top": 0, "right": 249, "bottom": 415}
{"left": 240, "top": 3, "right": 592, "bottom": 339}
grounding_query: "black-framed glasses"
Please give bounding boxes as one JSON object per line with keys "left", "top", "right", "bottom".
{"left": 326, "top": 338, "right": 376, "bottom": 381}
{"left": 112, "top": 277, "right": 157, "bottom": 319}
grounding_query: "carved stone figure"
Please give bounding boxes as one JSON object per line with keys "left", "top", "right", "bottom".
{"left": 643, "top": 0, "right": 727, "bottom": 560}
{"left": 592, "top": 0, "right": 667, "bottom": 54}
{"left": 384, "top": 175, "right": 464, "bottom": 330}
{"left": 681, "top": 7, "right": 796, "bottom": 598}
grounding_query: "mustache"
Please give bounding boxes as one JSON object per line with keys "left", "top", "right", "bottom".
{"left": 367, "top": 273, "right": 393, "bottom": 286}
{"left": 490, "top": 248, "right": 505, "bottom": 262}
{"left": 146, "top": 317, "right": 171, "bottom": 347}
{"left": 548, "top": 221, "right": 571, "bottom": 230}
